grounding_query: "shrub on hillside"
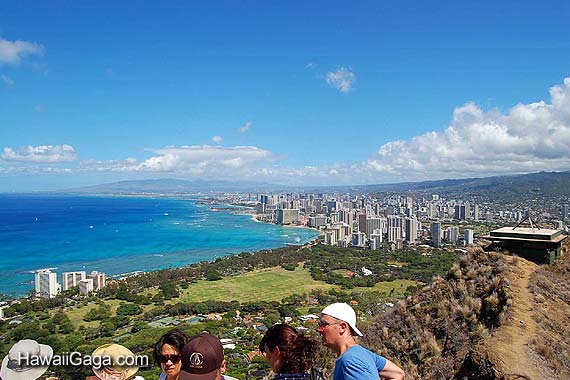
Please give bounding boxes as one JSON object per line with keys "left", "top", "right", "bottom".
{"left": 361, "top": 248, "right": 511, "bottom": 380}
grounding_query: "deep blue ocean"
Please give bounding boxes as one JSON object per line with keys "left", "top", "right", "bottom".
{"left": 0, "top": 195, "right": 319, "bottom": 297}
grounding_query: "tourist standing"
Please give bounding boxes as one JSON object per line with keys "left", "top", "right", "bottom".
{"left": 318, "top": 303, "right": 405, "bottom": 380}
{"left": 153, "top": 330, "right": 189, "bottom": 380}
{"left": 178, "top": 332, "right": 238, "bottom": 380}
{"left": 259, "top": 323, "right": 320, "bottom": 380}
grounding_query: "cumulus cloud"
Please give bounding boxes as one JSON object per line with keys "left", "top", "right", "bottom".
{"left": 82, "top": 145, "right": 277, "bottom": 176}
{"left": 0, "top": 36, "right": 44, "bottom": 65}
{"left": 365, "top": 76, "right": 570, "bottom": 179}
{"left": 212, "top": 135, "right": 223, "bottom": 144}
{"left": 6, "top": 77, "right": 570, "bottom": 186}
{"left": 239, "top": 121, "right": 252, "bottom": 133}
{"left": 326, "top": 66, "right": 355, "bottom": 93}
{"left": 1, "top": 74, "right": 14, "bottom": 86}
{"left": 136, "top": 145, "right": 275, "bottom": 174}
{"left": 2, "top": 145, "right": 78, "bottom": 163}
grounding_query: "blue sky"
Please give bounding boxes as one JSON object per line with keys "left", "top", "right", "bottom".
{"left": 1, "top": 1, "right": 570, "bottom": 192}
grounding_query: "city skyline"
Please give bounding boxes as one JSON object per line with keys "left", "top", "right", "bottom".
{"left": 1, "top": 1, "right": 570, "bottom": 192}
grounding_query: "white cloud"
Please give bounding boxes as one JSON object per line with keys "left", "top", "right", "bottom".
{"left": 2, "top": 145, "right": 78, "bottom": 163}
{"left": 212, "top": 135, "right": 223, "bottom": 144}
{"left": 6, "top": 77, "right": 570, "bottom": 186}
{"left": 137, "top": 145, "right": 275, "bottom": 173}
{"left": 0, "top": 36, "right": 44, "bottom": 65}
{"left": 326, "top": 66, "right": 355, "bottom": 93}
{"left": 305, "top": 62, "right": 317, "bottom": 70}
{"left": 239, "top": 121, "right": 252, "bottom": 133}
{"left": 80, "top": 145, "right": 277, "bottom": 176}
{"left": 1, "top": 74, "right": 14, "bottom": 86}
{"left": 78, "top": 158, "right": 137, "bottom": 172}
{"left": 364, "top": 76, "right": 570, "bottom": 179}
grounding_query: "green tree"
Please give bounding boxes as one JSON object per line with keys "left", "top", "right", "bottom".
{"left": 116, "top": 303, "right": 141, "bottom": 316}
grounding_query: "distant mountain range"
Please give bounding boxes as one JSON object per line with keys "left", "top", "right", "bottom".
{"left": 59, "top": 178, "right": 288, "bottom": 194}
{"left": 351, "top": 170, "right": 570, "bottom": 198}
{"left": 58, "top": 170, "right": 570, "bottom": 198}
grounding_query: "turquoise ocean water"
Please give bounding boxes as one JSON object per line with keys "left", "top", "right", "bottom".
{"left": 0, "top": 195, "right": 319, "bottom": 297}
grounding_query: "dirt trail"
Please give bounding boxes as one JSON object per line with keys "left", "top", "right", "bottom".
{"left": 481, "top": 256, "right": 555, "bottom": 380}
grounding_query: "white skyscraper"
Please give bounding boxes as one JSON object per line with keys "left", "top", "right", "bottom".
{"left": 62, "top": 271, "right": 86, "bottom": 291}
{"left": 35, "top": 269, "right": 60, "bottom": 298}
{"left": 388, "top": 226, "right": 402, "bottom": 242}
{"left": 448, "top": 226, "right": 460, "bottom": 244}
{"left": 370, "top": 229, "right": 383, "bottom": 249}
{"left": 78, "top": 278, "right": 94, "bottom": 295}
{"left": 88, "top": 271, "right": 107, "bottom": 290}
{"left": 464, "top": 229, "right": 474, "bottom": 245}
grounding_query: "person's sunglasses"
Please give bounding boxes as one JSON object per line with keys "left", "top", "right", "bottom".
{"left": 159, "top": 354, "right": 181, "bottom": 364}
{"left": 317, "top": 319, "right": 342, "bottom": 328}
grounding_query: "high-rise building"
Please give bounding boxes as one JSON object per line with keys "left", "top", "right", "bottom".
{"left": 325, "top": 230, "right": 338, "bottom": 246}
{"left": 352, "top": 232, "right": 366, "bottom": 247}
{"left": 62, "top": 271, "right": 86, "bottom": 291}
{"left": 464, "top": 229, "right": 474, "bottom": 245}
{"left": 388, "top": 226, "right": 402, "bottom": 242}
{"left": 365, "top": 217, "right": 385, "bottom": 238}
{"left": 88, "top": 271, "right": 106, "bottom": 290}
{"left": 358, "top": 214, "right": 367, "bottom": 234}
{"left": 455, "top": 203, "right": 470, "bottom": 220}
{"left": 35, "top": 269, "right": 60, "bottom": 298}
{"left": 326, "top": 201, "right": 340, "bottom": 213}
{"left": 78, "top": 278, "right": 94, "bottom": 295}
{"left": 448, "top": 226, "right": 460, "bottom": 244}
{"left": 562, "top": 204, "right": 569, "bottom": 221}
{"left": 431, "top": 221, "right": 442, "bottom": 247}
{"left": 473, "top": 204, "right": 480, "bottom": 221}
{"left": 308, "top": 215, "right": 327, "bottom": 228}
{"left": 339, "top": 210, "right": 354, "bottom": 226}
{"left": 405, "top": 217, "right": 418, "bottom": 243}
{"left": 370, "top": 229, "right": 383, "bottom": 249}
{"left": 276, "top": 209, "right": 300, "bottom": 225}
{"left": 256, "top": 203, "right": 266, "bottom": 214}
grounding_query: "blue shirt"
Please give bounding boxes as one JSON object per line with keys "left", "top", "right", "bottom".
{"left": 333, "top": 345, "right": 387, "bottom": 380}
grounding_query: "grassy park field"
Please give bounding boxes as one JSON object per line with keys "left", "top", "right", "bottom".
{"left": 179, "top": 266, "right": 335, "bottom": 303}
{"left": 179, "top": 266, "right": 421, "bottom": 303}
{"left": 63, "top": 265, "right": 422, "bottom": 329}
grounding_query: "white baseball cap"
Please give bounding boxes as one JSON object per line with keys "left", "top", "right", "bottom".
{"left": 321, "top": 303, "right": 363, "bottom": 337}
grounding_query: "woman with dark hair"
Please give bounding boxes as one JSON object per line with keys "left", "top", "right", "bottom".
{"left": 259, "top": 324, "right": 320, "bottom": 380}
{"left": 153, "top": 329, "right": 189, "bottom": 380}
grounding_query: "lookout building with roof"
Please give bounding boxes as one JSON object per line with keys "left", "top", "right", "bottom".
{"left": 484, "top": 223, "right": 568, "bottom": 264}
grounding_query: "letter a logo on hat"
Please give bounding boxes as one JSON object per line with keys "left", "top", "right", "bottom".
{"left": 189, "top": 352, "right": 204, "bottom": 368}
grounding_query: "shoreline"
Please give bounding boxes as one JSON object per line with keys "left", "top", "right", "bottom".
{"left": 249, "top": 213, "right": 324, "bottom": 236}
{"left": 0, "top": 194, "right": 320, "bottom": 299}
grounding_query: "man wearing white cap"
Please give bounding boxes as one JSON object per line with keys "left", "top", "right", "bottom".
{"left": 318, "top": 303, "right": 405, "bottom": 380}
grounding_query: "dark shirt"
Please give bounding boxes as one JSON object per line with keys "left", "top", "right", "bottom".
{"left": 273, "top": 372, "right": 310, "bottom": 380}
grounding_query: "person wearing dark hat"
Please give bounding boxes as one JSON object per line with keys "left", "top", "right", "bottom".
{"left": 178, "top": 332, "right": 237, "bottom": 380}
{"left": 318, "top": 303, "right": 405, "bottom": 380}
